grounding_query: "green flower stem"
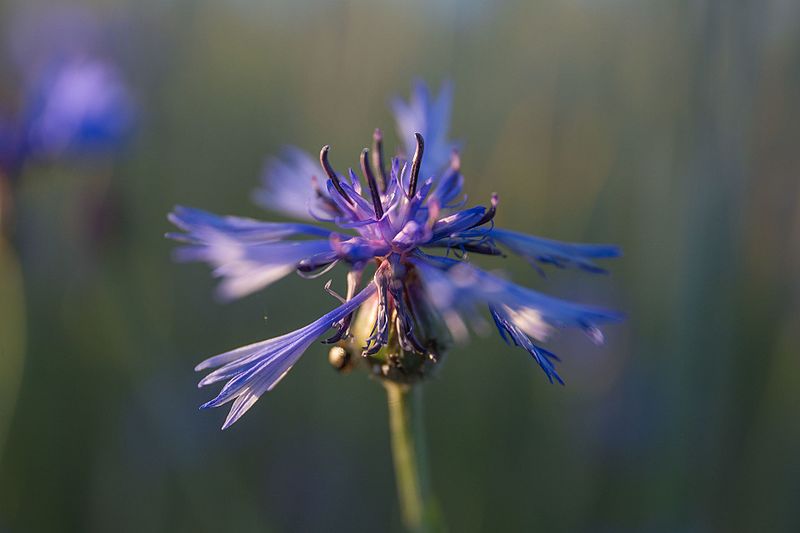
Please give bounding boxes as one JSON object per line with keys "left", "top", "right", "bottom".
{"left": 385, "top": 381, "right": 432, "bottom": 532}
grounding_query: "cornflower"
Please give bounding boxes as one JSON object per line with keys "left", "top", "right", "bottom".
{"left": 168, "top": 81, "right": 623, "bottom": 430}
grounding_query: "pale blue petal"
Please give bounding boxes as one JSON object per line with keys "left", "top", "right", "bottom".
{"left": 168, "top": 206, "right": 331, "bottom": 243}
{"left": 429, "top": 206, "right": 487, "bottom": 241}
{"left": 392, "top": 80, "right": 455, "bottom": 183}
{"left": 167, "top": 206, "right": 336, "bottom": 300}
{"left": 196, "top": 282, "right": 377, "bottom": 428}
{"left": 412, "top": 258, "right": 623, "bottom": 342}
{"left": 254, "top": 146, "right": 328, "bottom": 220}
{"left": 490, "top": 305, "right": 564, "bottom": 385}
{"left": 492, "top": 228, "right": 621, "bottom": 274}
{"left": 428, "top": 166, "right": 464, "bottom": 208}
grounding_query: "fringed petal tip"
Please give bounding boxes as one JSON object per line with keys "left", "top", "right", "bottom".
{"left": 491, "top": 229, "right": 622, "bottom": 275}
{"left": 196, "top": 374, "right": 217, "bottom": 388}
{"left": 193, "top": 283, "right": 377, "bottom": 429}
{"left": 413, "top": 259, "right": 623, "bottom": 384}
{"left": 490, "top": 304, "right": 565, "bottom": 384}
{"left": 585, "top": 309, "right": 627, "bottom": 327}
{"left": 221, "top": 396, "right": 259, "bottom": 430}
{"left": 540, "top": 354, "right": 565, "bottom": 386}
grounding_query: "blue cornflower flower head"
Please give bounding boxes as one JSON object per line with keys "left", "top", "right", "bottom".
{"left": 168, "top": 81, "right": 624, "bottom": 429}
{"left": 21, "top": 57, "right": 135, "bottom": 158}
{"left": 6, "top": 5, "right": 135, "bottom": 162}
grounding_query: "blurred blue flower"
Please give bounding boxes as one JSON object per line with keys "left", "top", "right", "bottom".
{"left": 3, "top": 5, "right": 135, "bottom": 167}
{"left": 169, "top": 81, "right": 623, "bottom": 428}
{"left": 21, "top": 57, "right": 135, "bottom": 158}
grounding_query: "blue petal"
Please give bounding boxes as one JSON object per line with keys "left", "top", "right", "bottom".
{"left": 491, "top": 228, "right": 621, "bottom": 274}
{"left": 254, "top": 146, "right": 331, "bottom": 220}
{"left": 428, "top": 165, "right": 464, "bottom": 208}
{"left": 325, "top": 178, "right": 376, "bottom": 224}
{"left": 167, "top": 206, "right": 332, "bottom": 243}
{"left": 412, "top": 258, "right": 623, "bottom": 342}
{"left": 167, "top": 206, "right": 335, "bottom": 301}
{"left": 429, "top": 206, "right": 487, "bottom": 241}
{"left": 392, "top": 80, "right": 456, "bottom": 183}
{"left": 490, "top": 305, "right": 564, "bottom": 385}
{"left": 196, "top": 282, "right": 377, "bottom": 429}
{"left": 331, "top": 236, "right": 391, "bottom": 264}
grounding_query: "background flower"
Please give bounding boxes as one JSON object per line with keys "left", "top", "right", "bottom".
{"left": 3, "top": 4, "right": 135, "bottom": 166}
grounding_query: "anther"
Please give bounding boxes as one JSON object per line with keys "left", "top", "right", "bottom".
{"left": 360, "top": 148, "right": 384, "bottom": 219}
{"left": 371, "top": 129, "right": 387, "bottom": 191}
{"left": 408, "top": 132, "right": 424, "bottom": 197}
{"left": 319, "top": 145, "right": 354, "bottom": 205}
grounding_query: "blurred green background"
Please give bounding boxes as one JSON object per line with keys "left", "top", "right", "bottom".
{"left": 1, "top": 0, "right": 799, "bottom": 531}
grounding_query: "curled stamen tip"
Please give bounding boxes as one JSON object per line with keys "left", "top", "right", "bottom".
{"left": 319, "top": 145, "right": 331, "bottom": 166}
{"left": 491, "top": 193, "right": 499, "bottom": 206}
{"left": 360, "top": 148, "right": 373, "bottom": 173}
{"left": 319, "top": 144, "right": 355, "bottom": 204}
{"left": 320, "top": 145, "right": 336, "bottom": 166}
{"left": 361, "top": 146, "right": 385, "bottom": 218}
{"left": 373, "top": 128, "right": 383, "bottom": 140}
{"left": 408, "top": 133, "right": 425, "bottom": 197}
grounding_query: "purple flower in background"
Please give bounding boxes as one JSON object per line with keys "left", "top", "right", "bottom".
{"left": 21, "top": 57, "right": 135, "bottom": 158}
{"left": 168, "top": 81, "right": 623, "bottom": 429}
{"left": 1, "top": 5, "right": 134, "bottom": 171}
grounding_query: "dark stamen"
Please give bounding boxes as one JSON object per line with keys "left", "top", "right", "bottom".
{"left": 319, "top": 145, "right": 354, "bottom": 205}
{"left": 408, "top": 132, "right": 424, "bottom": 197}
{"left": 311, "top": 175, "right": 342, "bottom": 215}
{"left": 360, "top": 148, "right": 384, "bottom": 219}
{"left": 371, "top": 129, "right": 387, "bottom": 191}
{"left": 472, "top": 193, "right": 499, "bottom": 228}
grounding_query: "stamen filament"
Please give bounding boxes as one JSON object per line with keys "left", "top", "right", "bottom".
{"left": 319, "top": 145, "right": 354, "bottom": 205}
{"left": 360, "top": 148, "right": 385, "bottom": 219}
{"left": 408, "top": 132, "right": 424, "bottom": 197}
{"left": 372, "top": 128, "right": 387, "bottom": 191}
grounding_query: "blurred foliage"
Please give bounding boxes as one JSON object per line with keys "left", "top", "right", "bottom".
{"left": 1, "top": 0, "right": 799, "bottom": 531}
